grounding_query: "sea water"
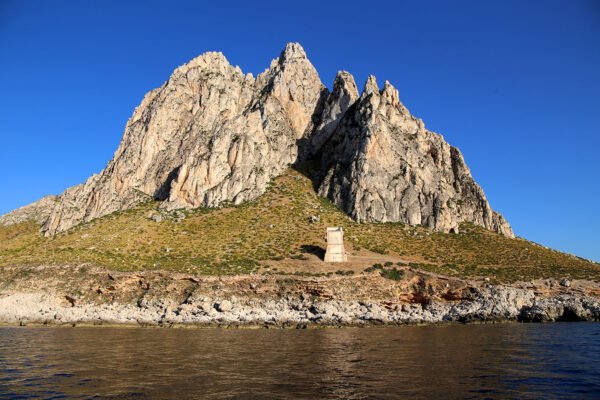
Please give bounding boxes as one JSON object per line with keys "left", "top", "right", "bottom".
{"left": 0, "top": 323, "right": 599, "bottom": 399}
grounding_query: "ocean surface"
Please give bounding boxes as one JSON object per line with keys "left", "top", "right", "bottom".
{"left": 0, "top": 323, "right": 599, "bottom": 399}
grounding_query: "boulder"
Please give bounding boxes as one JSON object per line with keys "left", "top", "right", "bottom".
{"left": 216, "top": 300, "right": 232, "bottom": 313}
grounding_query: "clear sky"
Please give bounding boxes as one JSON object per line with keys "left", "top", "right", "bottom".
{"left": 1, "top": 0, "right": 599, "bottom": 261}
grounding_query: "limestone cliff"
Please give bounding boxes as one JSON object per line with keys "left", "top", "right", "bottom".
{"left": 1, "top": 43, "right": 513, "bottom": 237}
{"left": 41, "top": 43, "right": 328, "bottom": 236}
{"left": 316, "top": 76, "right": 513, "bottom": 237}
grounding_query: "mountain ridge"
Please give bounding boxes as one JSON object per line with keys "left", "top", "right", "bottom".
{"left": 0, "top": 43, "right": 513, "bottom": 238}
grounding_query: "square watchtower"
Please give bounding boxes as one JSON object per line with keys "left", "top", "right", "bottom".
{"left": 324, "top": 227, "right": 347, "bottom": 262}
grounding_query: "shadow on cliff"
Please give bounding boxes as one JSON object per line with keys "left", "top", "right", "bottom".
{"left": 291, "top": 87, "right": 331, "bottom": 193}
{"left": 291, "top": 159, "right": 324, "bottom": 193}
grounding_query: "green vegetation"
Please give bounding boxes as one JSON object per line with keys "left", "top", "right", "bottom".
{"left": 0, "top": 169, "right": 599, "bottom": 282}
{"left": 380, "top": 267, "right": 404, "bottom": 281}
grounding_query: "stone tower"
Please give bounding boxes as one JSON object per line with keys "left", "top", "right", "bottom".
{"left": 324, "top": 227, "right": 347, "bottom": 262}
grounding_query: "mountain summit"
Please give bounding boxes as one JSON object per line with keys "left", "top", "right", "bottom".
{"left": 0, "top": 43, "right": 513, "bottom": 238}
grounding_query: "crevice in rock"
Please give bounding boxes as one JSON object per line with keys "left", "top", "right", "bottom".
{"left": 154, "top": 167, "right": 181, "bottom": 201}
{"left": 558, "top": 307, "right": 585, "bottom": 322}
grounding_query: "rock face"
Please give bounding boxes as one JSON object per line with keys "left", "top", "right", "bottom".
{"left": 40, "top": 43, "right": 328, "bottom": 236}
{"left": 1, "top": 266, "right": 598, "bottom": 327}
{"left": 317, "top": 75, "right": 513, "bottom": 236}
{"left": 308, "top": 71, "right": 359, "bottom": 157}
{"left": 2, "top": 43, "right": 512, "bottom": 237}
{"left": 0, "top": 196, "right": 57, "bottom": 226}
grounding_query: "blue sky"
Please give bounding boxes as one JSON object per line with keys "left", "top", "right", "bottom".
{"left": 1, "top": 0, "right": 599, "bottom": 261}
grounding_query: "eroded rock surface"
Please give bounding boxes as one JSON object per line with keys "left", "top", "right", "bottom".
{"left": 38, "top": 43, "right": 328, "bottom": 236}
{"left": 317, "top": 76, "right": 513, "bottom": 236}
{"left": 1, "top": 266, "right": 598, "bottom": 327}
{"left": 0, "top": 196, "right": 57, "bottom": 226}
{"left": 2, "top": 43, "right": 512, "bottom": 237}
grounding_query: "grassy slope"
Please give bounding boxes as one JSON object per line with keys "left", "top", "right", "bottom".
{"left": 1, "top": 169, "right": 598, "bottom": 283}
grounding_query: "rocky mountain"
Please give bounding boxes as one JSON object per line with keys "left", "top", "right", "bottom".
{"left": 316, "top": 75, "right": 513, "bottom": 236}
{"left": 0, "top": 195, "right": 57, "bottom": 226}
{"left": 1, "top": 43, "right": 513, "bottom": 238}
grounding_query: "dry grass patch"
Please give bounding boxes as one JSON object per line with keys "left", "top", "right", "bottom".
{"left": 0, "top": 169, "right": 598, "bottom": 283}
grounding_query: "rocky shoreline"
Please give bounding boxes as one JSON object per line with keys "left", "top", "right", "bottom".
{"left": 0, "top": 265, "right": 599, "bottom": 328}
{"left": 2, "top": 290, "right": 600, "bottom": 329}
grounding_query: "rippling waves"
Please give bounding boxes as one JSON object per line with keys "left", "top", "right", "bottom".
{"left": 0, "top": 323, "right": 599, "bottom": 399}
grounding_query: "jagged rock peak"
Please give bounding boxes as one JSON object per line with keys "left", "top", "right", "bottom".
{"left": 264, "top": 42, "right": 311, "bottom": 72}
{"left": 333, "top": 71, "right": 359, "bottom": 99}
{"left": 1, "top": 42, "right": 513, "bottom": 239}
{"left": 257, "top": 42, "right": 326, "bottom": 139}
{"left": 186, "top": 50, "right": 229, "bottom": 66}
{"left": 317, "top": 69, "right": 514, "bottom": 237}
{"left": 35, "top": 43, "right": 328, "bottom": 236}
{"left": 382, "top": 80, "right": 399, "bottom": 104}
{"left": 279, "top": 42, "right": 308, "bottom": 63}
{"left": 308, "top": 71, "right": 360, "bottom": 155}
{"left": 362, "top": 75, "right": 379, "bottom": 97}
{"left": 172, "top": 51, "right": 234, "bottom": 76}
{"left": 380, "top": 80, "right": 410, "bottom": 116}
